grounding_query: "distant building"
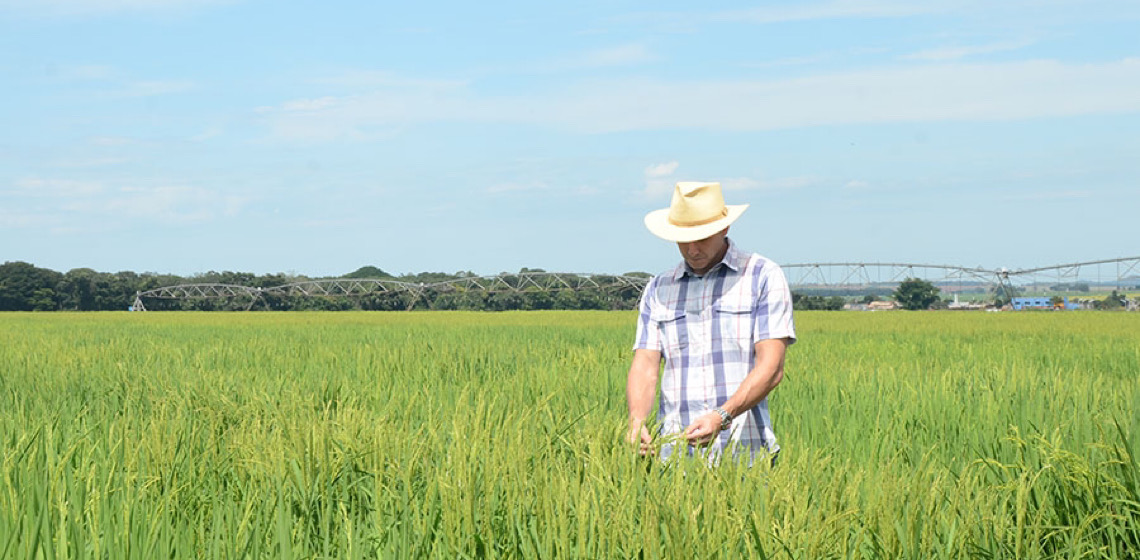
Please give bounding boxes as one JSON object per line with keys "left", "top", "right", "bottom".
{"left": 867, "top": 300, "right": 898, "bottom": 311}
{"left": 947, "top": 294, "right": 986, "bottom": 310}
{"left": 1011, "top": 296, "right": 1080, "bottom": 310}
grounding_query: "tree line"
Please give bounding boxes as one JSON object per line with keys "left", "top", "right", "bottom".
{"left": 3, "top": 261, "right": 1004, "bottom": 312}
{"left": 0, "top": 262, "right": 659, "bottom": 312}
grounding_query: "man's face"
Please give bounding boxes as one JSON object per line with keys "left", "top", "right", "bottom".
{"left": 676, "top": 228, "right": 729, "bottom": 276}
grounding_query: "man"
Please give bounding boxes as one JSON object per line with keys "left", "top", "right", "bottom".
{"left": 626, "top": 181, "right": 796, "bottom": 465}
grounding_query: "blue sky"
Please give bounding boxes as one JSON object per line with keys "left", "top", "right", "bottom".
{"left": 2, "top": 0, "right": 1138, "bottom": 277}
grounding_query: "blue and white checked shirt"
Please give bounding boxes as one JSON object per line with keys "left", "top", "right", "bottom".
{"left": 633, "top": 239, "right": 796, "bottom": 461}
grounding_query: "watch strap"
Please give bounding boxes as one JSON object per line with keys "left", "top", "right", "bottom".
{"left": 713, "top": 407, "right": 732, "bottom": 431}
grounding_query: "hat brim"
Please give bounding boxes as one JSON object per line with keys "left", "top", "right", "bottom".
{"left": 644, "top": 204, "right": 749, "bottom": 243}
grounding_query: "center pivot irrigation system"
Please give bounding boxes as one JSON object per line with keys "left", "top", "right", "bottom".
{"left": 133, "top": 256, "right": 1140, "bottom": 311}
{"left": 132, "top": 273, "right": 649, "bottom": 311}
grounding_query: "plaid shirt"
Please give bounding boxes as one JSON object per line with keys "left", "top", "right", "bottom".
{"left": 633, "top": 239, "right": 796, "bottom": 461}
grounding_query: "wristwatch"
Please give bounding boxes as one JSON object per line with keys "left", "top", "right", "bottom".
{"left": 713, "top": 407, "right": 732, "bottom": 431}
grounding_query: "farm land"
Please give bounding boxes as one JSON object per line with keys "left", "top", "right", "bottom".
{"left": 1, "top": 311, "right": 1138, "bottom": 558}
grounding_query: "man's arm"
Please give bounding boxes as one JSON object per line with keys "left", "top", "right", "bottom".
{"left": 626, "top": 348, "right": 661, "bottom": 454}
{"left": 683, "top": 338, "right": 789, "bottom": 445}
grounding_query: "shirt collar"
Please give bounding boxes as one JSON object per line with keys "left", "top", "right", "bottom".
{"left": 672, "top": 237, "right": 745, "bottom": 280}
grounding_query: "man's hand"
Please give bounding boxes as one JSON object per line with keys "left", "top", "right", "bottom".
{"left": 683, "top": 411, "right": 723, "bottom": 446}
{"left": 627, "top": 424, "right": 654, "bottom": 456}
{"left": 626, "top": 349, "right": 661, "bottom": 457}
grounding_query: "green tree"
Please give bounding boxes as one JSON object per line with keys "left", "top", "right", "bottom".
{"left": 893, "top": 278, "right": 941, "bottom": 310}
{"left": 1094, "top": 290, "right": 1125, "bottom": 310}
{"left": 30, "top": 288, "right": 57, "bottom": 311}
{"left": 343, "top": 266, "right": 391, "bottom": 278}
{"left": 58, "top": 268, "right": 99, "bottom": 310}
{"left": 0, "top": 261, "right": 63, "bottom": 311}
{"left": 792, "top": 293, "right": 844, "bottom": 310}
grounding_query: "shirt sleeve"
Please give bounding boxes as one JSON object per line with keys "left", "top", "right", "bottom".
{"left": 632, "top": 277, "right": 662, "bottom": 351}
{"left": 753, "top": 262, "right": 797, "bottom": 345}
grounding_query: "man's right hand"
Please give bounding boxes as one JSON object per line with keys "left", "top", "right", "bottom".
{"left": 627, "top": 424, "right": 654, "bottom": 456}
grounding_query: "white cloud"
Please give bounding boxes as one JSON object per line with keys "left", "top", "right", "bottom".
{"left": 722, "top": 176, "right": 819, "bottom": 191}
{"left": 89, "top": 136, "right": 133, "bottom": 146}
{"left": 643, "top": 161, "right": 680, "bottom": 197}
{"left": 712, "top": 0, "right": 946, "bottom": 24}
{"left": 0, "top": 209, "right": 59, "bottom": 229}
{"left": 902, "top": 40, "right": 1035, "bottom": 61}
{"left": 104, "top": 185, "right": 246, "bottom": 223}
{"left": 485, "top": 181, "right": 548, "bottom": 194}
{"left": 562, "top": 44, "right": 656, "bottom": 69}
{"left": 640, "top": 173, "right": 815, "bottom": 199}
{"left": 53, "top": 157, "right": 130, "bottom": 168}
{"left": 607, "top": 1, "right": 944, "bottom": 35}
{"left": 272, "top": 96, "right": 340, "bottom": 112}
{"left": 312, "top": 71, "right": 468, "bottom": 90}
{"left": 1001, "top": 189, "right": 1091, "bottom": 201}
{"left": 4, "top": 176, "right": 247, "bottom": 230}
{"left": 189, "top": 127, "right": 223, "bottom": 142}
{"left": 484, "top": 181, "right": 602, "bottom": 196}
{"left": 0, "top": 0, "right": 232, "bottom": 16}
{"left": 258, "top": 58, "right": 1140, "bottom": 139}
{"left": 55, "top": 64, "right": 115, "bottom": 80}
{"left": 114, "top": 80, "right": 195, "bottom": 98}
{"left": 845, "top": 180, "right": 870, "bottom": 189}
{"left": 12, "top": 178, "right": 105, "bottom": 197}
{"left": 644, "top": 161, "right": 679, "bottom": 178}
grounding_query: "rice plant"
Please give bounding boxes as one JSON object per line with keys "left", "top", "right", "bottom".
{"left": 1, "top": 310, "right": 1136, "bottom": 558}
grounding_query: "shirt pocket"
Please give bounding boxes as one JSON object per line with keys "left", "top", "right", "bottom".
{"left": 651, "top": 307, "right": 688, "bottom": 361}
{"left": 713, "top": 300, "right": 753, "bottom": 362}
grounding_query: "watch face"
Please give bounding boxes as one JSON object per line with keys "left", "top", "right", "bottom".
{"left": 716, "top": 409, "right": 731, "bottom": 430}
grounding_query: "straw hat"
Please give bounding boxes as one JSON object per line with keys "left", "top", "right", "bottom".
{"left": 644, "top": 181, "right": 749, "bottom": 242}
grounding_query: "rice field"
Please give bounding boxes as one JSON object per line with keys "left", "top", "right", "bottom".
{"left": 1, "top": 310, "right": 1138, "bottom": 559}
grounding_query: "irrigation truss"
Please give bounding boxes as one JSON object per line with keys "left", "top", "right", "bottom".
{"left": 133, "top": 256, "right": 1140, "bottom": 311}
{"left": 133, "top": 273, "right": 649, "bottom": 311}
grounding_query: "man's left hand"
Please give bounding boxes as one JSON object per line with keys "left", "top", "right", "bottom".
{"left": 683, "top": 412, "right": 722, "bottom": 446}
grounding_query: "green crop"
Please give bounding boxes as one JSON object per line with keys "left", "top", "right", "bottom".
{"left": 1, "top": 311, "right": 1137, "bottom": 558}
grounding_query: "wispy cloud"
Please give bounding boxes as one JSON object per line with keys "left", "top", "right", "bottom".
{"left": 902, "top": 39, "right": 1035, "bottom": 61}
{"left": 52, "top": 157, "right": 130, "bottom": 169}
{"left": 3, "top": 176, "right": 247, "bottom": 230}
{"left": 645, "top": 161, "right": 679, "bottom": 178}
{"left": 189, "top": 127, "right": 223, "bottom": 142}
{"left": 613, "top": 0, "right": 953, "bottom": 33}
{"left": 53, "top": 64, "right": 116, "bottom": 81}
{"left": 640, "top": 172, "right": 817, "bottom": 199}
{"left": 40, "top": 65, "right": 195, "bottom": 98}
{"left": 722, "top": 176, "right": 819, "bottom": 191}
{"left": 259, "top": 58, "right": 1140, "bottom": 140}
{"left": 12, "top": 178, "right": 105, "bottom": 197}
{"left": 485, "top": 181, "right": 548, "bottom": 194}
{"left": 0, "top": 209, "right": 62, "bottom": 229}
{"left": 643, "top": 161, "right": 679, "bottom": 197}
{"left": 89, "top": 136, "right": 133, "bottom": 146}
{"left": 1001, "top": 189, "right": 1091, "bottom": 202}
{"left": 712, "top": 0, "right": 947, "bottom": 24}
{"left": 556, "top": 44, "right": 657, "bottom": 69}
{"left": 106, "top": 80, "right": 195, "bottom": 98}
{"left": 312, "top": 71, "right": 469, "bottom": 90}
{"left": 0, "top": 0, "right": 233, "bottom": 17}
{"left": 105, "top": 185, "right": 247, "bottom": 223}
